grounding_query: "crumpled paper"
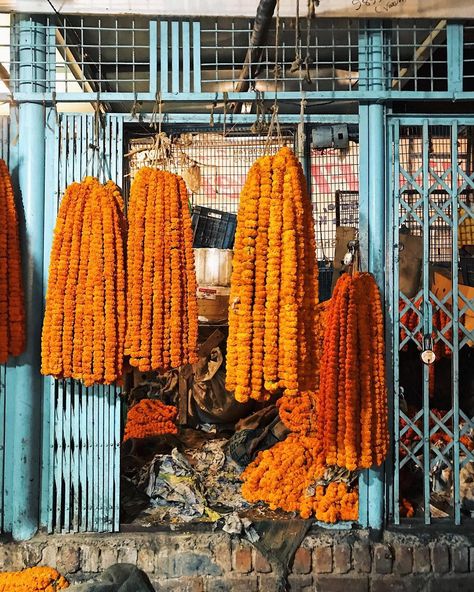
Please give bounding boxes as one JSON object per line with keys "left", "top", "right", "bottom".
{"left": 136, "top": 440, "right": 249, "bottom": 526}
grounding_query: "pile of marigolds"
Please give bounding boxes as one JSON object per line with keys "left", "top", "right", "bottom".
{"left": 0, "top": 159, "right": 25, "bottom": 364}
{"left": 123, "top": 398, "right": 178, "bottom": 441}
{"left": 126, "top": 168, "right": 198, "bottom": 372}
{"left": 226, "top": 146, "right": 319, "bottom": 402}
{"left": 0, "top": 567, "right": 68, "bottom": 591}
{"left": 242, "top": 272, "right": 389, "bottom": 521}
{"left": 41, "top": 178, "right": 126, "bottom": 386}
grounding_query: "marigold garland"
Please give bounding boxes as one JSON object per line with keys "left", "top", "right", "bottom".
{"left": 126, "top": 168, "right": 198, "bottom": 372}
{"left": 0, "top": 566, "right": 69, "bottom": 591}
{"left": 0, "top": 159, "right": 25, "bottom": 363}
{"left": 227, "top": 147, "right": 319, "bottom": 402}
{"left": 316, "top": 272, "right": 389, "bottom": 470}
{"left": 123, "top": 398, "right": 178, "bottom": 441}
{"left": 41, "top": 177, "right": 126, "bottom": 386}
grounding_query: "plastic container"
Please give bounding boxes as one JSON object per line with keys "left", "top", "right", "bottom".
{"left": 194, "top": 248, "right": 233, "bottom": 287}
{"left": 191, "top": 205, "right": 237, "bottom": 249}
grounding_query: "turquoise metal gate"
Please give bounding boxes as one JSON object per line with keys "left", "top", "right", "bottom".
{"left": 388, "top": 117, "right": 474, "bottom": 525}
{"left": 43, "top": 112, "right": 123, "bottom": 533}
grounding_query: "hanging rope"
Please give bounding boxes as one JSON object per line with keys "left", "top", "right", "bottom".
{"left": 264, "top": 0, "right": 283, "bottom": 154}
{"left": 304, "top": 0, "right": 313, "bottom": 84}
{"left": 290, "top": 0, "right": 303, "bottom": 74}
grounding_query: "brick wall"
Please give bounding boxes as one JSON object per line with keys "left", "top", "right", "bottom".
{"left": 0, "top": 530, "right": 473, "bottom": 591}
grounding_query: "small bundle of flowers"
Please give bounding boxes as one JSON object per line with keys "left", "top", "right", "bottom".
{"left": 125, "top": 168, "right": 198, "bottom": 372}
{"left": 0, "top": 566, "right": 69, "bottom": 591}
{"left": 41, "top": 178, "right": 126, "bottom": 386}
{"left": 123, "top": 398, "right": 178, "bottom": 441}
{"left": 0, "top": 159, "right": 25, "bottom": 363}
{"left": 316, "top": 272, "right": 388, "bottom": 470}
{"left": 277, "top": 391, "right": 317, "bottom": 434}
{"left": 227, "top": 146, "right": 319, "bottom": 402}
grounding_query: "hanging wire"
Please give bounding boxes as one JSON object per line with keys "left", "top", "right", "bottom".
{"left": 264, "top": 0, "right": 283, "bottom": 153}
{"left": 304, "top": 0, "right": 313, "bottom": 84}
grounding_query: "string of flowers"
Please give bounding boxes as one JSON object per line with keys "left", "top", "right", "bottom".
{"left": 227, "top": 146, "right": 319, "bottom": 402}
{"left": 0, "top": 566, "right": 69, "bottom": 591}
{"left": 126, "top": 168, "right": 198, "bottom": 372}
{"left": 123, "top": 398, "right": 178, "bottom": 441}
{"left": 316, "top": 272, "right": 389, "bottom": 470}
{"left": 41, "top": 177, "right": 126, "bottom": 386}
{"left": 0, "top": 159, "right": 25, "bottom": 363}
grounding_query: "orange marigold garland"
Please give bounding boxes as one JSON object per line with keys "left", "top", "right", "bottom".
{"left": 0, "top": 159, "right": 25, "bottom": 363}
{"left": 317, "top": 272, "right": 389, "bottom": 471}
{"left": 228, "top": 146, "right": 319, "bottom": 402}
{"left": 41, "top": 177, "right": 126, "bottom": 386}
{"left": 123, "top": 398, "right": 178, "bottom": 441}
{"left": 0, "top": 566, "right": 69, "bottom": 591}
{"left": 126, "top": 168, "right": 198, "bottom": 372}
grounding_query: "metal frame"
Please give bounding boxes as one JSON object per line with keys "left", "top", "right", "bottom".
{"left": 387, "top": 114, "right": 474, "bottom": 526}
{"left": 1, "top": 13, "right": 473, "bottom": 538}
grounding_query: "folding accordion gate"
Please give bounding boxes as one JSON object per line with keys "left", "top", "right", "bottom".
{"left": 388, "top": 117, "right": 474, "bottom": 525}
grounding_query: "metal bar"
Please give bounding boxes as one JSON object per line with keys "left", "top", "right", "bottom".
{"left": 390, "top": 115, "right": 474, "bottom": 126}
{"left": 93, "top": 386, "right": 99, "bottom": 531}
{"left": 11, "top": 15, "right": 47, "bottom": 540}
{"left": 182, "top": 22, "right": 191, "bottom": 94}
{"left": 63, "top": 381, "right": 72, "bottom": 532}
{"left": 422, "top": 119, "right": 431, "bottom": 525}
{"left": 451, "top": 121, "right": 461, "bottom": 524}
{"left": 192, "top": 22, "right": 201, "bottom": 93}
{"left": 172, "top": 21, "right": 180, "bottom": 94}
{"left": 6, "top": 90, "right": 474, "bottom": 103}
{"left": 42, "top": 107, "right": 58, "bottom": 531}
{"left": 54, "top": 382, "right": 62, "bottom": 533}
{"left": 107, "top": 387, "right": 114, "bottom": 530}
{"left": 113, "top": 389, "right": 120, "bottom": 532}
{"left": 103, "top": 386, "right": 110, "bottom": 531}
{"left": 392, "top": 119, "right": 401, "bottom": 525}
{"left": 72, "top": 378, "right": 80, "bottom": 531}
{"left": 160, "top": 21, "right": 169, "bottom": 94}
{"left": 79, "top": 387, "right": 87, "bottom": 532}
{"left": 120, "top": 113, "right": 360, "bottom": 124}
{"left": 447, "top": 23, "right": 463, "bottom": 94}
{"left": 149, "top": 20, "right": 158, "bottom": 95}
{"left": 98, "top": 388, "right": 104, "bottom": 531}
{"left": 86, "top": 386, "right": 93, "bottom": 532}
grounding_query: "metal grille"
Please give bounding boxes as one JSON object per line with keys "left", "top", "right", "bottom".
{"left": 310, "top": 141, "right": 360, "bottom": 261}
{"left": 463, "top": 25, "right": 474, "bottom": 90}
{"left": 10, "top": 15, "right": 151, "bottom": 95}
{"left": 200, "top": 18, "right": 359, "bottom": 94}
{"left": 47, "top": 113, "right": 122, "bottom": 533}
{"left": 127, "top": 129, "right": 295, "bottom": 214}
{"left": 388, "top": 20, "right": 448, "bottom": 92}
{"left": 4, "top": 16, "right": 461, "bottom": 102}
{"left": 390, "top": 119, "right": 474, "bottom": 525}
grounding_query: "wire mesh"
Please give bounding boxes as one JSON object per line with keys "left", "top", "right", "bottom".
{"left": 127, "top": 129, "right": 295, "bottom": 213}
{"left": 10, "top": 15, "right": 150, "bottom": 94}
{"left": 200, "top": 17, "right": 359, "bottom": 94}
{"left": 388, "top": 20, "right": 448, "bottom": 92}
{"left": 310, "top": 142, "right": 359, "bottom": 261}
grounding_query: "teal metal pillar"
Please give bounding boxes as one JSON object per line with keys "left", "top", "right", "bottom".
{"left": 358, "top": 20, "right": 387, "bottom": 531}
{"left": 11, "top": 15, "right": 47, "bottom": 540}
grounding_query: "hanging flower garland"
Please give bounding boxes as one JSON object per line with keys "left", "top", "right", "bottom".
{"left": 123, "top": 398, "right": 178, "bottom": 441}
{"left": 0, "top": 159, "right": 25, "bottom": 363}
{"left": 125, "top": 168, "right": 198, "bottom": 372}
{"left": 316, "top": 272, "right": 389, "bottom": 470}
{"left": 41, "top": 177, "right": 126, "bottom": 386}
{"left": 227, "top": 147, "right": 319, "bottom": 402}
{"left": 0, "top": 567, "right": 69, "bottom": 591}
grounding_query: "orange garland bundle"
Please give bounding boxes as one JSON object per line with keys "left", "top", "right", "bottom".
{"left": 227, "top": 147, "right": 319, "bottom": 402}
{"left": 41, "top": 177, "right": 126, "bottom": 386}
{"left": 317, "top": 272, "right": 388, "bottom": 470}
{"left": 123, "top": 398, "right": 178, "bottom": 441}
{"left": 0, "top": 567, "right": 69, "bottom": 591}
{"left": 125, "top": 168, "right": 198, "bottom": 372}
{"left": 0, "top": 159, "right": 25, "bottom": 363}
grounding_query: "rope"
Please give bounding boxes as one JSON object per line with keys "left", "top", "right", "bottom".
{"left": 264, "top": 0, "right": 283, "bottom": 154}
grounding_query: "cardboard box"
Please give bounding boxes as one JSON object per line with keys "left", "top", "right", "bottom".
{"left": 197, "top": 286, "right": 230, "bottom": 323}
